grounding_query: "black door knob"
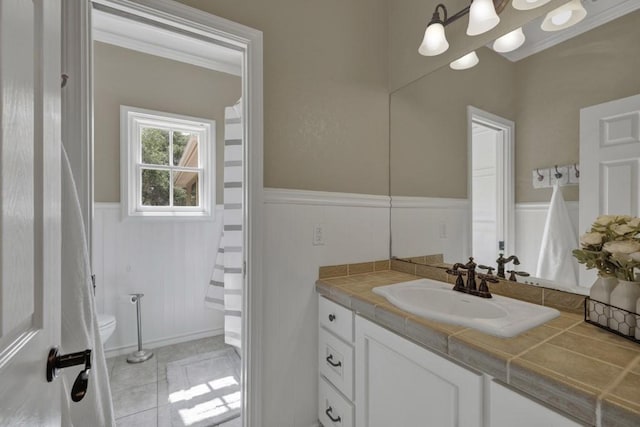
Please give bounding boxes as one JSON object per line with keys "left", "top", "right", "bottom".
{"left": 46, "top": 347, "right": 92, "bottom": 402}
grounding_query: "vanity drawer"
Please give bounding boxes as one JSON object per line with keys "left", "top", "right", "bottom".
{"left": 319, "top": 376, "right": 354, "bottom": 427}
{"left": 319, "top": 296, "right": 354, "bottom": 343}
{"left": 319, "top": 327, "right": 354, "bottom": 400}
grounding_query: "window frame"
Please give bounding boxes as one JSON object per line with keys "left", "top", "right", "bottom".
{"left": 120, "top": 105, "right": 215, "bottom": 219}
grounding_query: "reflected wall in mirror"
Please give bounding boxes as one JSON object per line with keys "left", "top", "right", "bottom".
{"left": 390, "top": 8, "right": 640, "bottom": 293}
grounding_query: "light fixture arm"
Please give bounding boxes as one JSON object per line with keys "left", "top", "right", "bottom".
{"left": 430, "top": 0, "right": 508, "bottom": 28}
{"left": 431, "top": 3, "right": 471, "bottom": 27}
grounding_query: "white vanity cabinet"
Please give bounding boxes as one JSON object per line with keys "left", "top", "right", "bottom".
{"left": 318, "top": 296, "right": 355, "bottom": 427}
{"left": 488, "top": 381, "right": 584, "bottom": 427}
{"left": 318, "top": 295, "right": 584, "bottom": 427}
{"left": 355, "top": 316, "right": 483, "bottom": 427}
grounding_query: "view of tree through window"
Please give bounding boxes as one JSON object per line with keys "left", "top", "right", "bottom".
{"left": 140, "top": 127, "right": 200, "bottom": 207}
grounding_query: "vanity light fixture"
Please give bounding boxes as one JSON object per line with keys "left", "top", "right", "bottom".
{"left": 418, "top": 1, "right": 509, "bottom": 57}
{"left": 418, "top": 6, "right": 450, "bottom": 56}
{"left": 541, "top": 0, "right": 587, "bottom": 32}
{"left": 492, "top": 27, "right": 526, "bottom": 53}
{"left": 450, "top": 51, "right": 479, "bottom": 70}
{"left": 467, "top": 0, "right": 501, "bottom": 36}
{"left": 511, "top": 0, "right": 552, "bottom": 11}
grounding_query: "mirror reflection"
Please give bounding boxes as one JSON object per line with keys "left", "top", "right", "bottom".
{"left": 390, "top": 7, "right": 640, "bottom": 293}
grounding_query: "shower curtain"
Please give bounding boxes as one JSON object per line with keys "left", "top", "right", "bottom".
{"left": 205, "top": 99, "right": 243, "bottom": 349}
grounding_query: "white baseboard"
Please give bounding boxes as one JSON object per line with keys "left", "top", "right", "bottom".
{"left": 104, "top": 327, "right": 224, "bottom": 358}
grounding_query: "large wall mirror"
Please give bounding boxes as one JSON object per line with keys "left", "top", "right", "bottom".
{"left": 390, "top": 2, "right": 640, "bottom": 294}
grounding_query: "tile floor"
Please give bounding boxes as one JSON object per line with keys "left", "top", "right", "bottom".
{"left": 107, "top": 335, "right": 241, "bottom": 427}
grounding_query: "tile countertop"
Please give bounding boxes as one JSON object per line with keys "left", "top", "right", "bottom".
{"left": 316, "top": 269, "right": 640, "bottom": 427}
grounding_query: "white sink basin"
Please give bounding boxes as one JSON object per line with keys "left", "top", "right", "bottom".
{"left": 373, "top": 279, "right": 560, "bottom": 338}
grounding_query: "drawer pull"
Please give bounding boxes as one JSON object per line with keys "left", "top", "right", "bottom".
{"left": 328, "top": 314, "right": 336, "bottom": 322}
{"left": 325, "top": 406, "right": 342, "bottom": 423}
{"left": 326, "top": 354, "right": 342, "bottom": 367}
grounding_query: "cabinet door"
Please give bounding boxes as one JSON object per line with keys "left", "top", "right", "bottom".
{"left": 355, "top": 316, "right": 483, "bottom": 427}
{"left": 489, "top": 381, "right": 584, "bottom": 427}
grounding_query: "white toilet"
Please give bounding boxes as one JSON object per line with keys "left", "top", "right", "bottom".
{"left": 97, "top": 313, "right": 116, "bottom": 344}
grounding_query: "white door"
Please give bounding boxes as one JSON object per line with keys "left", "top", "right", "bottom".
{"left": 489, "top": 381, "right": 582, "bottom": 427}
{"left": 355, "top": 316, "right": 483, "bottom": 427}
{"left": 580, "top": 93, "right": 640, "bottom": 287}
{"left": 472, "top": 122, "right": 500, "bottom": 266}
{"left": 0, "top": 0, "right": 62, "bottom": 425}
{"left": 467, "top": 106, "right": 515, "bottom": 263}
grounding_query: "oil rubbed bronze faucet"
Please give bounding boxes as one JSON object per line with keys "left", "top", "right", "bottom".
{"left": 447, "top": 257, "right": 497, "bottom": 298}
{"left": 507, "top": 270, "right": 531, "bottom": 282}
{"left": 496, "top": 253, "right": 520, "bottom": 279}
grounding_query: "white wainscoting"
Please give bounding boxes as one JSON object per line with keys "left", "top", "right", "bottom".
{"left": 93, "top": 203, "right": 225, "bottom": 356}
{"left": 262, "top": 188, "right": 390, "bottom": 427}
{"left": 389, "top": 197, "right": 579, "bottom": 279}
{"left": 390, "top": 196, "right": 471, "bottom": 262}
{"left": 515, "top": 202, "right": 579, "bottom": 275}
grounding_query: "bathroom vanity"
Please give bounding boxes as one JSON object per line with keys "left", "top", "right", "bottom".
{"left": 316, "top": 266, "right": 640, "bottom": 427}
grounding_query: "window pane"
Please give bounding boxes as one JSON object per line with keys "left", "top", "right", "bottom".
{"left": 173, "top": 171, "right": 199, "bottom": 207}
{"left": 173, "top": 131, "right": 199, "bottom": 167}
{"left": 141, "top": 169, "right": 170, "bottom": 206}
{"left": 141, "top": 127, "right": 169, "bottom": 165}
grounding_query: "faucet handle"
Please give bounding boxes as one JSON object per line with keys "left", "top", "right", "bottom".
{"left": 478, "top": 273, "right": 499, "bottom": 283}
{"left": 478, "top": 265, "right": 495, "bottom": 275}
{"left": 476, "top": 273, "right": 498, "bottom": 298}
{"left": 507, "top": 270, "right": 530, "bottom": 282}
{"left": 446, "top": 269, "right": 467, "bottom": 293}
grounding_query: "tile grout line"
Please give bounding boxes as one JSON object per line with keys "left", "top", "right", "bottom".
{"left": 596, "top": 354, "right": 640, "bottom": 402}
{"left": 594, "top": 354, "right": 640, "bottom": 427}
{"left": 543, "top": 340, "right": 638, "bottom": 371}
{"left": 505, "top": 319, "right": 583, "bottom": 384}
{"left": 565, "top": 322, "right": 640, "bottom": 350}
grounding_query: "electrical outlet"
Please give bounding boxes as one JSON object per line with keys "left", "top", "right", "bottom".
{"left": 313, "top": 224, "right": 325, "bottom": 246}
{"left": 439, "top": 222, "right": 447, "bottom": 239}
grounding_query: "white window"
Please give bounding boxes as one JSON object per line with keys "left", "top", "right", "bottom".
{"left": 120, "top": 106, "right": 215, "bottom": 219}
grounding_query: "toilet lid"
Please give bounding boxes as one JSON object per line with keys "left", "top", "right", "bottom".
{"left": 97, "top": 313, "right": 116, "bottom": 328}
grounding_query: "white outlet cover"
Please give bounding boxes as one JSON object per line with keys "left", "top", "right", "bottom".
{"left": 313, "top": 224, "right": 325, "bottom": 246}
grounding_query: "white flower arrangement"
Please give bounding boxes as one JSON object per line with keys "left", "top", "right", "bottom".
{"left": 573, "top": 215, "right": 640, "bottom": 281}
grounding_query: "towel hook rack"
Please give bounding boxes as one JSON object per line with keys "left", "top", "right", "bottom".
{"left": 536, "top": 168, "right": 544, "bottom": 182}
{"left": 554, "top": 165, "right": 563, "bottom": 179}
{"left": 574, "top": 163, "right": 580, "bottom": 178}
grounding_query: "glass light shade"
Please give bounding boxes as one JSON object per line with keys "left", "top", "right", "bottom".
{"left": 512, "top": 0, "right": 552, "bottom": 11}
{"left": 450, "top": 51, "right": 479, "bottom": 70}
{"left": 418, "top": 22, "right": 449, "bottom": 56}
{"left": 492, "top": 27, "right": 526, "bottom": 53}
{"left": 541, "top": 0, "right": 587, "bottom": 32}
{"left": 467, "top": 0, "right": 500, "bottom": 36}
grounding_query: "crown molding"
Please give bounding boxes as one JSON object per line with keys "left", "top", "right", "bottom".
{"left": 504, "top": 0, "right": 640, "bottom": 62}
{"left": 93, "top": 7, "right": 242, "bottom": 75}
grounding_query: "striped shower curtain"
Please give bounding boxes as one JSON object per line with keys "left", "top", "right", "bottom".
{"left": 205, "top": 99, "right": 243, "bottom": 349}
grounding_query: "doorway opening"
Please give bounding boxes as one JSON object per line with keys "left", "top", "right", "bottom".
{"left": 467, "top": 106, "right": 515, "bottom": 267}
{"left": 62, "top": 1, "right": 263, "bottom": 426}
